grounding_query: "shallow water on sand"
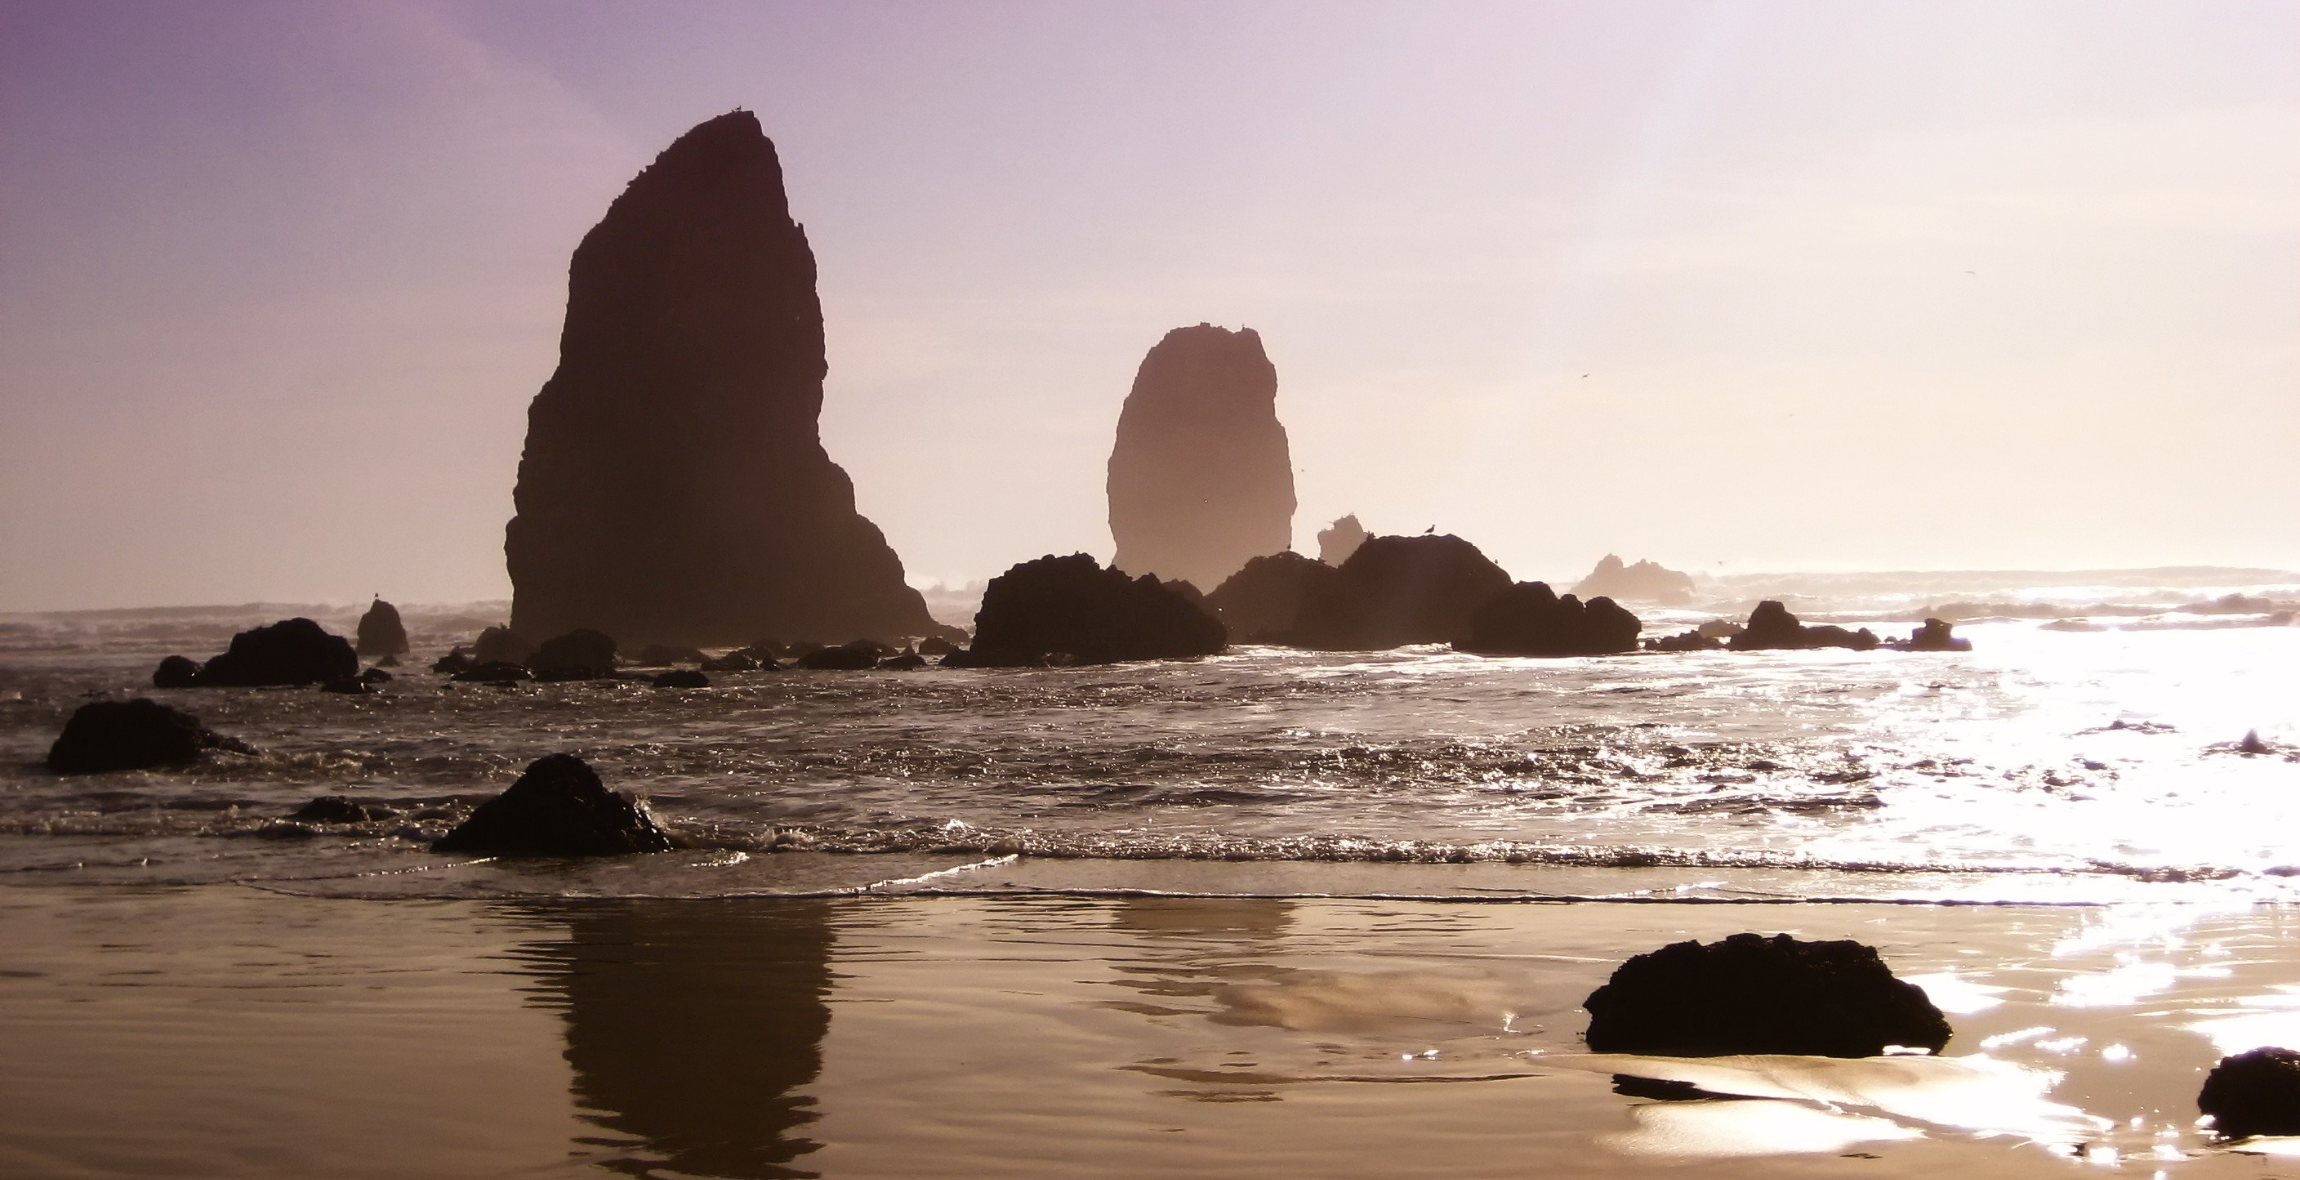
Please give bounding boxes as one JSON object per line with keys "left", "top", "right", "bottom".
{"left": 6, "top": 884, "right": 2300, "bottom": 1178}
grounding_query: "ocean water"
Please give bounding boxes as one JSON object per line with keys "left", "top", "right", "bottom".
{"left": 2, "top": 580, "right": 2296, "bottom": 906}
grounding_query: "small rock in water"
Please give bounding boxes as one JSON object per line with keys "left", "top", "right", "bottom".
{"left": 650, "top": 669, "right": 710, "bottom": 689}
{"left": 360, "top": 667, "right": 393, "bottom": 683}
{"left": 291, "top": 795, "right": 376, "bottom": 824}
{"left": 2200, "top": 1047, "right": 2300, "bottom": 1138}
{"left": 471, "top": 626, "right": 535, "bottom": 666}
{"left": 1583, "top": 932, "right": 1951, "bottom": 1058}
{"left": 2239, "top": 730, "right": 2273, "bottom": 755}
{"left": 1729, "top": 601, "right": 1879, "bottom": 652}
{"left": 878, "top": 651, "right": 927, "bottom": 670}
{"left": 452, "top": 661, "right": 534, "bottom": 683}
{"left": 699, "top": 651, "right": 757, "bottom": 672}
{"left": 152, "top": 655, "right": 202, "bottom": 688}
{"left": 197, "top": 617, "right": 361, "bottom": 686}
{"left": 798, "top": 640, "right": 890, "bottom": 670}
{"left": 917, "top": 635, "right": 958, "bottom": 657}
{"left": 320, "top": 678, "right": 372, "bottom": 695}
{"left": 46, "top": 699, "right": 255, "bottom": 773}
{"left": 531, "top": 628, "right": 618, "bottom": 679}
{"left": 431, "top": 648, "right": 475, "bottom": 674}
{"left": 1892, "top": 618, "right": 1972, "bottom": 652}
{"left": 431, "top": 754, "right": 673, "bottom": 856}
{"left": 354, "top": 597, "right": 410, "bottom": 657}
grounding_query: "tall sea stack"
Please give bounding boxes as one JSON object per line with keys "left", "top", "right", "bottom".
{"left": 1106, "top": 324, "right": 1296, "bottom": 592}
{"left": 506, "top": 111, "right": 948, "bottom": 647}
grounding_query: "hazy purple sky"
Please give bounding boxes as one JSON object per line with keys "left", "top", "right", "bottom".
{"left": 3, "top": 1, "right": 2295, "bottom": 610}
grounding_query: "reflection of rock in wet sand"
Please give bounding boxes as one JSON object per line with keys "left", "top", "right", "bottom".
{"left": 523, "top": 900, "right": 835, "bottom": 1179}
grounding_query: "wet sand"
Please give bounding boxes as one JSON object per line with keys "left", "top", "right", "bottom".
{"left": 5, "top": 881, "right": 2300, "bottom": 1177}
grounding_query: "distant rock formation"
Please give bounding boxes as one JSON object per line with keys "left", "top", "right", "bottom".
{"left": 1889, "top": 618, "right": 1971, "bottom": 652}
{"left": 47, "top": 699, "right": 255, "bottom": 773}
{"left": 355, "top": 597, "right": 410, "bottom": 657}
{"left": 1106, "top": 324, "right": 1295, "bottom": 591}
{"left": 1584, "top": 933, "right": 1951, "bottom": 1058}
{"left": 1729, "top": 601, "right": 1880, "bottom": 651}
{"left": 433, "top": 754, "right": 673, "bottom": 857}
{"left": 1572, "top": 555, "right": 1695, "bottom": 606}
{"left": 1207, "top": 552, "right": 1337, "bottom": 644}
{"left": 193, "top": 618, "right": 361, "bottom": 687}
{"left": 1317, "top": 515, "right": 1368, "bottom": 567}
{"left": 1460, "top": 583, "right": 1641, "bottom": 656}
{"left": 1292, "top": 534, "right": 1513, "bottom": 650}
{"left": 950, "top": 554, "right": 1226, "bottom": 666}
{"left": 504, "top": 110, "right": 950, "bottom": 648}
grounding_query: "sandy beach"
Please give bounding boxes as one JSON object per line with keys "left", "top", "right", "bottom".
{"left": 7, "top": 878, "right": 2299, "bottom": 1177}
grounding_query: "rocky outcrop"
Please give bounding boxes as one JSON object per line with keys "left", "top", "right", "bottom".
{"left": 47, "top": 699, "right": 254, "bottom": 773}
{"left": 532, "top": 629, "right": 618, "bottom": 680}
{"left": 1106, "top": 324, "right": 1295, "bottom": 591}
{"left": 651, "top": 669, "right": 710, "bottom": 689}
{"left": 949, "top": 554, "right": 1226, "bottom": 667}
{"left": 795, "top": 640, "right": 887, "bottom": 670}
{"left": 1584, "top": 933, "right": 1951, "bottom": 1058}
{"left": 1890, "top": 618, "right": 1972, "bottom": 652}
{"left": 1730, "top": 601, "right": 1880, "bottom": 652}
{"left": 1317, "top": 515, "right": 1368, "bottom": 566}
{"left": 1571, "top": 555, "right": 1695, "bottom": 606}
{"left": 433, "top": 754, "right": 673, "bottom": 856}
{"left": 1460, "top": 583, "right": 1640, "bottom": 656}
{"left": 1207, "top": 552, "right": 1337, "bottom": 644}
{"left": 152, "top": 655, "right": 201, "bottom": 688}
{"left": 472, "top": 626, "right": 534, "bottom": 666}
{"left": 1291, "top": 534, "right": 1513, "bottom": 650}
{"left": 2200, "top": 1048, "right": 2300, "bottom": 1139}
{"left": 504, "top": 110, "right": 951, "bottom": 649}
{"left": 197, "top": 618, "right": 360, "bottom": 686}
{"left": 355, "top": 597, "right": 410, "bottom": 657}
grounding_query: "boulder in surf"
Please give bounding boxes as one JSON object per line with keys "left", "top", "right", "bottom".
{"left": 152, "top": 655, "right": 202, "bottom": 688}
{"left": 1729, "top": 601, "right": 1879, "bottom": 652}
{"left": 1290, "top": 533, "right": 1512, "bottom": 650}
{"left": 531, "top": 629, "right": 618, "bottom": 679}
{"left": 197, "top": 618, "right": 360, "bottom": 687}
{"left": 1206, "top": 551, "right": 1336, "bottom": 644}
{"left": 1583, "top": 932, "right": 1951, "bottom": 1058}
{"left": 46, "top": 698, "right": 255, "bottom": 774}
{"left": 1460, "top": 582, "right": 1641, "bottom": 657}
{"left": 355, "top": 597, "right": 410, "bottom": 657}
{"left": 432, "top": 754, "right": 673, "bottom": 856}
{"left": 2200, "top": 1047, "right": 2300, "bottom": 1139}
{"left": 950, "top": 553, "right": 1226, "bottom": 667}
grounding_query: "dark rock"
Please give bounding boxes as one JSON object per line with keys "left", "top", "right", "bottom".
{"left": 878, "top": 652, "right": 927, "bottom": 670}
{"left": 532, "top": 629, "right": 618, "bottom": 679}
{"left": 1317, "top": 514, "right": 1368, "bottom": 566}
{"left": 2200, "top": 1047, "right": 2300, "bottom": 1139}
{"left": 431, "top": 754, "right": 673, "bottom": 856}
{"left": 472, "top": 626, "right": 534, "bottom": 666}
{"left": 1460, "top": 582, "right": 1641, "bottom": 656}
{"left": 796, "top": 640, "right": 886, "bottom": 670}
{"left": 452, "top": 661, "right": 534, "bottom": 683}
{"left": 503, "top": 110, "right": 955, "bottom": 649}
{"left": 320, "top": 678, "right": 372, "bottom": 695}
{"left": 1291, "top": 534, "right": 1513, "bottom": 650}
{"left": 651, "top": 669, "right": 710, "bottom": 688}
{"left": 1584, "top": 932, "right": 1951, "bottom": 1058}
{"left": 46, "top": 699, "right": 254, "bottom": 773}
{"left": 1207, "top": 552, "right": 1337, "bottom": 644}
{"left": 1107, "top": 324, "right": 1295, "bottom": 591}
{"left": 2239, "top": 730, "right": 2273, "bottom": 755}
{"left": 700, "top": 651, "right": 758, "bottom": 672}
{"left": 1571, "top": 555, "right": 1696, "bottom": 606}
{"left": 742, "top": 638, "right": 789, "bottom": 660}
{"left": 291, "top": 795, "right": 376, "bottom": 824}
{"left": 635, "top": 644, "right": 708, "bottom": 666}
{"left": 1891, "top": 618, "right": 1972, "bottom": 652}
{"left": 198, "top": 618, "right": 360, "bottom": 687}
{"left": 917, "top": 635, "right": 958, "bottom": 657}
{"left": 431, "top": 648, "right": 475, "bottom": 674}
{"left": 354, "top": 597, "right": 410, "bottom": 657}
{"left": 951, "top": 553, "right": 1226, "bottom": 667}
{"left": 1730, "top": 601, "right": 1880, "bottom": 652}
{"left": 360, "top": 667, "right": 393, "bottom": 683}
{"left": 1645, "top": 629, "right": 1721, "bottom": 652}
{"left": 152, "top": 655, "right": 201, "bottom": 688}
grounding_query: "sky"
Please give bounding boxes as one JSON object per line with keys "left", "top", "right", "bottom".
{"left": 1, "top": 0, "right": 2295, "bottom": 611}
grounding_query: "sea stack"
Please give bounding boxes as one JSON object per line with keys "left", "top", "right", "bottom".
{"left": 504, "top": 111, "right": 949, "bottom": 647}
{"left": 1106, "top": 324, "right": 1295, "bottom": 592}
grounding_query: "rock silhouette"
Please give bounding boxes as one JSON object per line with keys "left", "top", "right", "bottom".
{"left": 504, "top": 110, "right": 949, "bottom": 649}
{"left": 1730, "top": 601, "right": 1880, "bottom": 652}
{"left": 47, "top": 699, "right": 254, "bottom": 773}
{"left": 1106, "top": 324, "right": 1295, "bottom": 590}
{"left": 433, "top": 754, "right": 673, "bottom": 856}
{"left": 532, "top": 628, "right": 618, "bottom": 680}
{"left": 2200, "top": 1047, "right": 2300, "bottom": 1139}
{"left": 151, "top": 655, "right": 201, "bottom": 688}
{"left": 951, "top": 553, "right": 1226, "bottom": 666}
{"left": 795, "top": 639, "right": 888, "bottom": 670}
{"left": 1207, "top": 552, "right": 1337, "bottom": 644}
{"left": 1891, "top": 618, "right": 1972, "bottom": 652}
{"left": 1584, "top": 933, "right": 1951, "bottom": 1058}
{"left": 354, "top": 597, "right": 410, "bottom": 657}
{"left": 1292, "top": 534, "right": 1513, "bottom": 650}
{"left": 1460, "top": 582, "right": 1641, "bottom": 656}
{"left": 197, "top": 618, "right": 360, "bottom": 687}
{"left": 1572, "top": 555, "right": 1695, "bottom": 606}
{"left": 471, "top": 626, "right": 534, "bottom": 666}
{"left": 1317, "top": 515, "right": 1369, "bottom": 567}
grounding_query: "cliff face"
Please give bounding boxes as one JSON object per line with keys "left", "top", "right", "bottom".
{"left": 1106, "top": 324, "right": 1295, "bottom": 592}
{"left": 506, "top": 111, "right": 948, "bottom": 647}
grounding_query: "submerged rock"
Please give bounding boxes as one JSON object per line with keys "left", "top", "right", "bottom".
{"left": 1645, "top": 629, "right": 1721, "bottom": 652}
{"left": 699, "top": 651, "right": 758, "bottom": 672}
{"left": 2200, "top": 1047, "right": 2300, "bottom": 1139}
{"left": 152, "top": 655, "right": 202, "bottom": 688}
{"left": 795, "top": 639, "right": 889, "bottom": 670}
{"left": 452, "top": 661, "right": 534, "bottom": 683}
{"left": 1460, "top": 582, "right": 1640, "bottom": 656}
{"left": 1571, "top": 555, "right": 1695, "bottom": 606}
{"left": 952, "top": 553, "right": 1226, "bottom": 667}
{"left": 1106, "top": 324, "right": 1295, "bottom": 591}
{"left": 504, "top": 110, "right": 952, "bottom": 648}
{"left": 1729, "top": 601, "right": 1879, "bottom": 652}
{"left": 46, "top": 699, "right": 254, "bottom": 773}
{"left": 1316, "top": 514, "right": 1369, "bottom": 567}
{"left": 878, "top": 651, "right": 927, "bottom": 670}
{"left": 1206, "top": 552, "right": 1337, "bottom": 644}
{"left": 1891, "top": 618, "right": 1972, "bottom": 652}
{"left": 431, "top": 648, "right": 475, "bottom": 674}
{"left": 1291, "top": 534, "right": 1513, "bottom": 650}
{"left": 354, "top": 597, "right": 410, "bottom": 657}
{"left": 198, "top": 618, "right": 360, "bottom": 687}
{"left": 432, "top": 754, "right": 673, "bottom": 856}
{"left": 1584, "top": 932, "right": 1951, "bottom": 1058}
{"left": 531, "top": 629, "right": 618, "bottom": 679}
{"left": 471, "top": 626, "right": 534, "bottom": 666}
{"left": 291, "top": 795, "right": 385, "bottom": 824}
{"left": 650, "top": 669, "right": 710, "bottom": 688}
